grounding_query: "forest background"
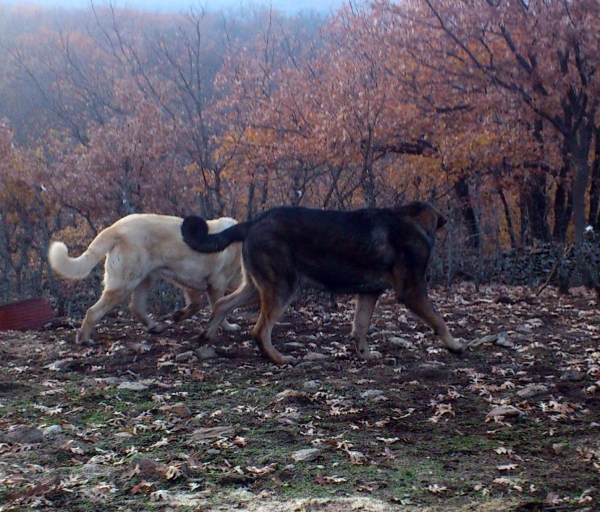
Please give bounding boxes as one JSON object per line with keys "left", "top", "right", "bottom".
{"left": 1, "top": 0, "right": 599, "bottom": 315}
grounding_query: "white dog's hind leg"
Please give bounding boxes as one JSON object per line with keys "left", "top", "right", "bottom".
{"left": 78, "top": 288, "right": 130, "bottom": 344}
{"left": 130, "top": 276, "right": 164, "bottom": 334}
{"left": 207, "top": 285, "right": 241, "bottom": 332}
{"left": 172, "top": 289, "right": 202, "bottom": 323}
{"left": 200, "top": 282, "right": 259, "bottom": 341}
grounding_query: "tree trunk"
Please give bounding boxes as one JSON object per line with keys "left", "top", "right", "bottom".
{"left": 496, "top": 180, "right": 517, "bottom": 248}
{"left": 525, "top": 171, "right": 551, "bottom": 243}
{"left": 454, "top": 174, "right": 480, "bottom": 249}
{"left": 552, "top": 155, "right": 572, "bottom": 242}
{"left": 590, "top": 126, "right": 600, "bottom": 230}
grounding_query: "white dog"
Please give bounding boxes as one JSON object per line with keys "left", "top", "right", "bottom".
{"left": 48, "top": 214, "right": 242, "bottom": 344}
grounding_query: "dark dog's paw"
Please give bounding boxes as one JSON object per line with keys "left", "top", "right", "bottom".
{"left": 148, "top": 324, "right": 166, "bottom": 334}
{"left": 447, "top": 343, "right": 467, "bottom": 356}
{"left": 271, "top": 354, "right": 297, "bottom": 366}
{"left": 172, "top": 308, "right": 192, "bottom": 323}
{"left": 194, "top": 331, "right": 211, "bottom": 345}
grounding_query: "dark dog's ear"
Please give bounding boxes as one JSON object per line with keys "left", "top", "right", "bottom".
{"left": 181, "top": 215, "right": 209, "bottom": 243}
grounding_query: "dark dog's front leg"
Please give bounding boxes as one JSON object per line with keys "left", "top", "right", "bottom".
{"left": 401, "top": 287, "right": 464, "bottom": 354}
{"left": 351, "top": 293, "right": 382, "bottom": 359}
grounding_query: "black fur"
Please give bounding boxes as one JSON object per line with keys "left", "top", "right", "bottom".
{"left": 181, "top": 201, "right": 463, "bottom": 365}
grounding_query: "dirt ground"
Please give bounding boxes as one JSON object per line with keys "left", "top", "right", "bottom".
{"left": 1, "top": 283, "right": 599, "bottom": 511}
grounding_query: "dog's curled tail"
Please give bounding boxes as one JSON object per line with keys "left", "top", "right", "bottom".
{"left": 48, "top": 230, "right": 115, "bottom": 280}
{"left": 182, "top": 215, "right": 250, "bottom": 253}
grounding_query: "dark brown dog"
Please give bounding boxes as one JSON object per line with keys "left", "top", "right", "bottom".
{"left": 181, "top": 202, "right": 464, "bottom": 365}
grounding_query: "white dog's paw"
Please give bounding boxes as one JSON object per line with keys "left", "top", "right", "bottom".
{"left": 365, "top": 350, "right": 383, "bottom": 360}
{"left": 222, "top": 321, "right": 242, "bottom": 332}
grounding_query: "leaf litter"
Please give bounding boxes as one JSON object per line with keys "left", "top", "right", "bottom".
{"left": 0, "top": 284, "right": 599, "bottom": 511}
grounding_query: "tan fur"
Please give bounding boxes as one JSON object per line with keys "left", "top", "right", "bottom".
{"left": 49, "top": 214, "right": 242, "bottom": 344}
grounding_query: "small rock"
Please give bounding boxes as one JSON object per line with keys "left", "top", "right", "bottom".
{"left": 560, "top": 371, "right": 586, "bottom": 382}
{"left": 303, "top": 380, "right": 320, "bottom": 390}
{"left": 195, "top": 346, "right": 218, "bottom": 359}
{"left": 132, "top": 343, "right": 152, "bottom": 355}
{"left": 161, "top": 402, "right": 192, "bottom": 418}
{"left": 303, "top": 352, "right": 328, "bottom": 361}
{"left": 526, "top": 318, "right": 544, "bottom": 327}
{"left": 346, "top": 450, "right": 367, "bottom": 465}
{"left": 284, "top": 342, "right": 304, "bottom": 349}
{"left": 297, "top": 335, "right": 318, "bottom": 343}
{"left": 294, "top": 362, "right": 322, "bottom": 371}
{"left": 157, "top": 361, "right": 176, "bottom": 372}
{"left": 117, "top": 381, "right": 149, "bottom": 391}
{"left": 361, "top": 389, "right": 384, "bottom": 399}
{"left": 43, "top": 358, "right": 77, "bottom": 371}
{"left": 517, "top": 384, "right": 548, "bottom": 398}
{"left": 291, "top": 448, "right": 321, "bottom": 463}
{"left": 515, "top": 325, "right": 533, "bottom": 334}
{"left": 2, "top": 426, "right": 44, "bottom": 444}
{"left": 175, "top": 351, "right": 195, "bottom": 362}
{"left": 130, "top": 457, "right": 166, "bottom": 477}
{"left": 43, "top": 425, "right": 64, "bottom": 438}
{"left": 95, "top": 377, "right": 121, "bottom": 387}
{"left": 275, "top": 389, "right": 304, "bottom": 400}
{"left": 388, "top": 337, "right": 414, "bottom": 349}
{"left": 552, "top": 443, "right": 568, "bottom": 455}
{"left": 495, "top": 332, "right": 514, "bottom": 348}
{"left": 486, "top": 405, "right": 522, "bottom": 421}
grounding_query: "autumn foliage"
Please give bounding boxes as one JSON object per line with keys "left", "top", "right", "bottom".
{"left": 0, "top": 0, "right": 599, "bottom": 305}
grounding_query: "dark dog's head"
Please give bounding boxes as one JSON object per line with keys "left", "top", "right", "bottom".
{"left": 395, "top": 201, "right": 447, "bottom": 237}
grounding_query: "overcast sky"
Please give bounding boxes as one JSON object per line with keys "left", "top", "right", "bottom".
{"left": 3, "top": 0, "right": 346, "bottom": 14}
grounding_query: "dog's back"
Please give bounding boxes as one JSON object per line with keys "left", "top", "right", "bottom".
{"left": 241, "top": 206, "right": 433, "bottom": 293}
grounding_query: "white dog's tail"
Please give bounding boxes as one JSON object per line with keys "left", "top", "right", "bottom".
{"left": 48, "top": 229, "right": 116, "bottom": 280}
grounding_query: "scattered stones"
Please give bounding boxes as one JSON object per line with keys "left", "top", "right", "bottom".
{"left": 291, "top": 448, "right": 321, "bottom": 463}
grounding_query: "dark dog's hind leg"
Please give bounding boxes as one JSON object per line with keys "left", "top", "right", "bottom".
{"left": 252, "top": 283, "right": 296, "bottom": 366}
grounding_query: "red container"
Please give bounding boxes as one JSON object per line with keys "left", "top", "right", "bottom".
{"left": 0, "top": 297, "right": 54, "bottom": 331}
